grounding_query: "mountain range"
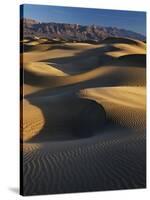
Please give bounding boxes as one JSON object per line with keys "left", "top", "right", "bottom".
{"left": 21, "top": 18, "right": 146, "bottom": 42}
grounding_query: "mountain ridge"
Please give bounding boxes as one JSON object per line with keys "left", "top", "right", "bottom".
{"left": 21, "top": 18, "right": 146, "bottom": 42}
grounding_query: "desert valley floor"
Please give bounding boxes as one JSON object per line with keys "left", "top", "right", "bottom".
{"left": 21, "top": 37, "right": 146, "bottom": 195}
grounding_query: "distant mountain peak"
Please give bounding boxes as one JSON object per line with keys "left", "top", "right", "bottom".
{"left": 23, "top": 18, "right": 40, "bottom": 24}
{"left": 22, "top": 18, "right": 146, "bottom": 42}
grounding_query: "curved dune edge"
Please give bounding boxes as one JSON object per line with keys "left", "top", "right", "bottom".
{"left": 21, "top": 37, "right": 146, "bottom": 195}
{"left": 23, "top": 65, "right": 145, "bottom": 94}
{"left": 24, "top": 62, "right": 67, "bottom": 76}
{"left": 22, "top": 86, "right": 145, "bottom": 142}
{"left": 22, "top": 98, "right": 107, "bottom": 142}
{"left": 80, "top": 86, "right": 146, "bottom": 129}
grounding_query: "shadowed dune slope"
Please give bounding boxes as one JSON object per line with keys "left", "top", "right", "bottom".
{"left": 22, "top": 97, "right": 106, "bottom": 142}
{"left": 113, "top": 54, "right": 146, "bottom": 67}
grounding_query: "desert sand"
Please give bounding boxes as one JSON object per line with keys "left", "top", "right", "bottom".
{"left": 21, "top": 37, "right": 146, "bottom": 195}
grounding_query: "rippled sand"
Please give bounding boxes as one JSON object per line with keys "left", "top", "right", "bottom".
{"left": 21, "top": 37, "right": 146, "bottom": 195}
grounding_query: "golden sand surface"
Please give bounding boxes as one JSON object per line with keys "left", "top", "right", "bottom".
{"left": 21, "top": 37, "right": 146, "bottom": 195}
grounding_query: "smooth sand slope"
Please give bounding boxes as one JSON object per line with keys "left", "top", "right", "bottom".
{"left": 21, "top": 37, "right": 146, "bottom": 195}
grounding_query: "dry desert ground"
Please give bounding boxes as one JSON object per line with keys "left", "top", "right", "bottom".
{"left": 20, "top": 36, "right": 146, "bottom": 195}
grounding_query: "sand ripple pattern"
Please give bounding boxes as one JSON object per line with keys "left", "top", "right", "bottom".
{"left": 23, "top": 131, "right": 146, "bottom": 195}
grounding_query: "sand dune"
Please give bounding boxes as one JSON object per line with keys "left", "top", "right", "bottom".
{"left": 22, "top": 97, "right": 106, "bottom": 142}
{"left": 23, "top": 64, "right": 145, "bottom": 93}
{"left": 21, "top": 37, "right": 146, "bottom": 195}
{"left": 24, "top": 62, "right": 67, "bottom": 76}
{"left": 102, "top": 37, "right": 145, "bottom": 46}
{"left": 81, "top": 86, "right": 146, "bottom": 129}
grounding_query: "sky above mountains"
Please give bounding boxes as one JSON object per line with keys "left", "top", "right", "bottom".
{"left": 21, "top": 4, "right": 146, "bottom": 36}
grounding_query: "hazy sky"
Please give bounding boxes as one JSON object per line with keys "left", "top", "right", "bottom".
{"left": 21, "top": 4, "right": 146, "bottom": 36}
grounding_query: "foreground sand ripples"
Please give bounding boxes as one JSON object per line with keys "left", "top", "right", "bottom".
{"left": 23, "top": 131, "right": 145, "bottom": 195}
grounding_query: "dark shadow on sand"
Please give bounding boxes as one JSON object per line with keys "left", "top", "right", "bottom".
{"left": 38, "top": 45, "right": 120, "bottom": 74}
{"left": 25, "top": 91, "right": 107, "bottom": 143}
